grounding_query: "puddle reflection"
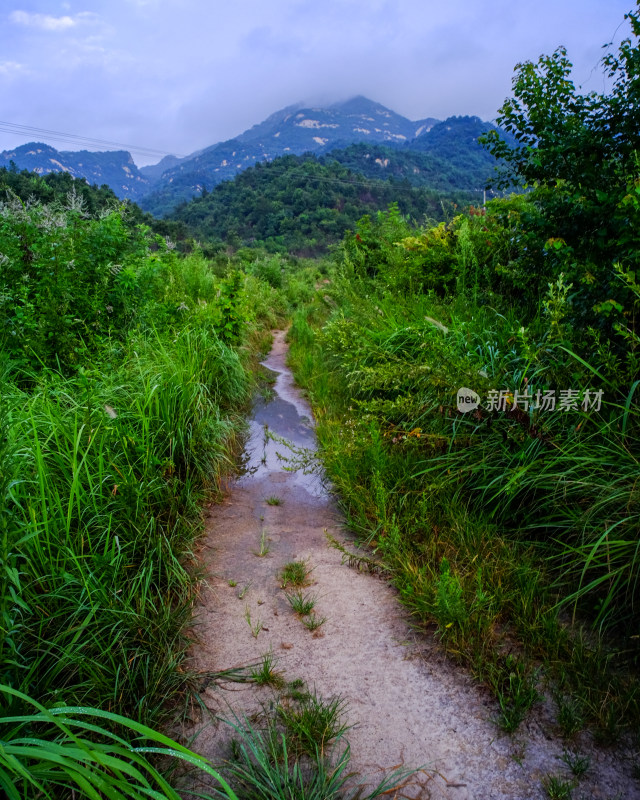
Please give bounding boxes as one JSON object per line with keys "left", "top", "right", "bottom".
{"left": 235, "top": 357, "right": 325, "bottom": 498}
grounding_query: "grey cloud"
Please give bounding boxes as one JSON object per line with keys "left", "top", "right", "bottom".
{"left": 0, "top": 0, "right": 634, "bottom": 165}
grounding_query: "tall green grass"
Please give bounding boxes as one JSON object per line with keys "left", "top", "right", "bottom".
{"left": 0, "top": 685, "right": 239, "bottom": 800}
{"left": 288, "top": 229, "right": 640, "bottom": 736}
{"left": 0, "top": 325, "right": 249, "bottom": 725}
{"left": 0, "top": 193, "right": 323, "bottom": 795}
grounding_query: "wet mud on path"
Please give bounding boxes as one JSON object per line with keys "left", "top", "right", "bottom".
{"left": 186, "top": 330, "right": 638, "bottom": 800}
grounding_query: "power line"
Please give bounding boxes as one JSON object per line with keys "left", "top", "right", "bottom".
{"left": 0, "top": 120, "right": 187, "bottom": 160}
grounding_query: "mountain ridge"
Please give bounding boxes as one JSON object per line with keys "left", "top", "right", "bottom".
{"left": 0, "top": 142, "right": 151, "bottom": 200}
{"left": 0, "top": 97, "right": 505, "bottom": 213}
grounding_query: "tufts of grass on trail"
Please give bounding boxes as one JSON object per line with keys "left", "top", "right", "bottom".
{"left": 215, "top": 685, "right": 421, "bottom": 800}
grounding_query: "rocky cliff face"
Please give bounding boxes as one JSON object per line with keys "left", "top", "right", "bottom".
{"left": 0, "top": 142, "right": 151, "bottom": 199}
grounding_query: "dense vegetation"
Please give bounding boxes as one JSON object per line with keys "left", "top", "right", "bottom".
{"left": 288, "top": 6, "right": 640, "bottom": 740}
{"left": 166, "top": 154, "right": 477, "bottom": 255}
{"left": 0, "top": 184, "right": 310, "bottom": 795}
{"left": 0, "top": 164, "right": 192, "bottom": 248}
{"left": 320, "top": 128, "right": 497, "bottom": 193}
{"left": 0, "top": 144, "right": 152, "bottom": 201}
{"left": 0, "top": 165, "right": 122, "bottom": 215}
{"left": 2, "top": 3, "right": 640, "bottom": 796}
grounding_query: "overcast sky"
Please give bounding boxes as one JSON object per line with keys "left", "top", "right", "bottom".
{"left": 0, "top": 0, "right": 635, "bottom": 166}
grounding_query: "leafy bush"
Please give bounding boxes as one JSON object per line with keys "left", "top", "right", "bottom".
{"left": 481, "top": 4, "right": 640, "bottom": 334}
{"left": 0, "top": 195, "right": 162, "bottom": 370}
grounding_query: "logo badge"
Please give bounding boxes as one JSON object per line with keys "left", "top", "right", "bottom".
{"left": 457, "top": 387, "right": 480, "bottom": 413}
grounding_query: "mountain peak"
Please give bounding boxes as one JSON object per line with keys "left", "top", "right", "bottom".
{"left": 328, "top": 95, "right": 389, "bottom": 115}
{"left": 0, "top": 142, "right": 150, "bottom": 199}
{"left": 3, "top": 99, "right": 501, "bottom": 215}
{"left": 4, "top": 142, "right": 58, "bottom": 159}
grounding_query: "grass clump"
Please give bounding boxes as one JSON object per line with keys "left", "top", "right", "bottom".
{"left": 265, "top": 495, "right": 283, "bottom": 506}
{"left": 560, "top": 751, "right": 590, "bottom": 779}
{"left": 254, "top": 528, "right": 272, "bottom": 557}
{"left": 279, "top": 560, "right": 311, "bottom": 589}
{"left": 542, "top": 774, "right": 574, "bottom": 800}
{"left": 302, "top": 614, "right": 327, "bottom": 633}
{"left": 219, "top": 719, "right": 413, "bottom": 800}
{"left": 285, "top": 590, "right": 317, "bottom": 616}
{"left": 251, "top": 651, "right": 285, "bottom": 689}
{"left": 490, "top": 656, "right": 539, "bottom": 733}
{"left": 554, "top": 691, "right": 584, "bottom": 738}
{"left": 244, "top": 606, "right": 263, "bottom": 639}
{"left": 215, "top": 690, "right": 422, "bottom": 800}
{"left": 276, "top": 691, "right": 349, "bottom": 758}
{"left": 237, "top": 582, "right": 252, "bottom": 599}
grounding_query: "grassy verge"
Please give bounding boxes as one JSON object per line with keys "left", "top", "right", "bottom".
{"left": 0, "top": 195, "right": 323, "bottom": 795}
{"left": 0, "top": 325, "right": 252, "bottom": 722}
{"left": 287, "top": 268, "right": 640, "bottom": 742}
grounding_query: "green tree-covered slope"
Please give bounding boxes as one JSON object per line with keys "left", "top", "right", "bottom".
{"left": 166, "top": 154, "right": 478, "bottom": 255}
{"left": 0, "top": 165, "right": 121, "bottom": 213}
{"left": 319, "top": 116, "right": 508, "bottom": 193}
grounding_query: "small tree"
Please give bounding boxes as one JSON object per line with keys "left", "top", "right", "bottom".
{"left": 481, "top": 3, "right": 640, "bottom": 333}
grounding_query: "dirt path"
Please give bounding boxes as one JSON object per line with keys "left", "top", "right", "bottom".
{"left": 186, "top": 330, "right": 638, "bottom": 800}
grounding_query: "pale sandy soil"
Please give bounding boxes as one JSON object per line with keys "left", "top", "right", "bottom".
{"left": 182, "top": 330, "right": 639, "bottom": 800}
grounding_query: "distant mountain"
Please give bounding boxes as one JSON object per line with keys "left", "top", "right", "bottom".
{"left": 1, "top": 100, "right": 507, "bottom": 216}
{"left": 410, "top": 115, "right": 499, "bottom": 156}
{"left": 139, "top": 97, "right": 443, "bottom": 214}
{"left": 141, "top": 110, "right": 507, "bottom": 217}
{"left": 0, "top": 143, "right": 151, "bottom": 200}
{"left": 409, "top": 115, "right": 516, "bottom": 190}
{"left": 138, "top": 154, "right": 185, "bottom": 182}
{"left": 234, "top": 96, "right": 437, "bottom": 150}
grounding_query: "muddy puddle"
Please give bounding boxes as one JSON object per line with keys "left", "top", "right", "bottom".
{"left": 235, "top": 345, "right": 323, "bottom": 500}
{"left": 185, "top": 330, "right": 639, "bottom": 800}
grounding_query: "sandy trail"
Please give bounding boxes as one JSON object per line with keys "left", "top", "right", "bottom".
{"left": 185, "top": 330, "right": 638, "bottom": 800}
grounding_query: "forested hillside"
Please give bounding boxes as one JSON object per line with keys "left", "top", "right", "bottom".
{"left": 165, "top": 154, "right": 478, "bottom": 254}
{"left": 0, "top": 164, "right": 122, "bottom": 213}
{"left": 320, "top": 116, "right": 505, "bottom": 192}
